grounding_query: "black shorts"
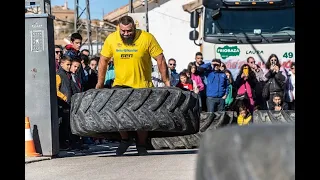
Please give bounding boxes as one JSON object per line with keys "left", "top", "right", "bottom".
{"left": 112, "top": 85, "right": 133, "bottom": 89}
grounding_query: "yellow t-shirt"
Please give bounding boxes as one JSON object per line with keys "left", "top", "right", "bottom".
{"left": 237, "top": 115, "right": 252, "bottom": 126}
{"left": 100, "top": 29, "right": 163, "bottom": 88}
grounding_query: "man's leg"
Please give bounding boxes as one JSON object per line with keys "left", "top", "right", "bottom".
{"left": 136, "top": 131, "right": 149, "bottom": 155}
{"left": 113, "top": 85, "right": 149, "bottom": 156}
{"left": 116, "top": 131, "right": 133, "bottom": 156}
{"left": 112, "top": 85, "right": 134, "bottom": 156}
{"left": 59, "top": 109, "right": 70, "bottom": 150}
{"left": 206, "top": 97, "right": 214, "bottom": 113}
{"left": 211, "top": 98, "right": 220, "bottom": 113}
{"left": 218, "top": 98, "right": 225, "bottom": 111}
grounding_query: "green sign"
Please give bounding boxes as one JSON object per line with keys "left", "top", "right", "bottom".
{"left": 217, "top": 46, "right": 240, "bottom": 59}
{"left": 283, "top": 52, "right": 294, "bottom": 58}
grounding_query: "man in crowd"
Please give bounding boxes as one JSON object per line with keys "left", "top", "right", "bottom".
{"left": 55, "top": 45, "right": 63, "bottom": 71}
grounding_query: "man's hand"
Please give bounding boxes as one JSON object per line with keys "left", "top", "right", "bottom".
{"left": 96, "top": 55, "right": 111, "bottom": 89}
{"left": 275, "top": 106, "right": 282, "bottom": 111}
{"left": 164, "top": 80, "right": 170, "bottom": 87}
{"left": 95, "top": 83, "right": 104, "bottom": 89}
{"left": 222, "top": 95, "right": 227, "bottom": 99}
{"left": 154, "top": 53, "right": 170, "bottom": 85}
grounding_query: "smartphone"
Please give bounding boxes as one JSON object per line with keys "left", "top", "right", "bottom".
{"left": 243, "top": 68, "right": 249, "bottom": 76}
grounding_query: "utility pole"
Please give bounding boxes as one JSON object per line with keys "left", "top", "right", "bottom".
{"left": 74, "top": 0, "right": 78, "bottom": 32}
{"left": 129, "top": 0, "right": 133, "bottom": 13}
{"left": 96, "top": 27, "right": 98, "bottom": 55}
{"left": 102, "top": 8, "right": 104, "bottom": 19}
{"left": 145, "top": 0, "right": 149, "bottom": 32}
{"left": 85, "top": 0, "right": 93, "bottom": 55}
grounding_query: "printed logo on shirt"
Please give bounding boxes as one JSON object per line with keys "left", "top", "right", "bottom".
{"left": 120, "top": 54, "right": 133, "bottom": 59}
{"left": 116, "top": 49, "right": 138, "bottom": 53}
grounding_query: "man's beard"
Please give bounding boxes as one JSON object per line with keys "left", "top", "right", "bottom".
{"left": 120, "top": 31, "right": 136, "bottom": 45}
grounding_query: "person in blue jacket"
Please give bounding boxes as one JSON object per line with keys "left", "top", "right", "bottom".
{"left": 200, "top": 59, "right": 229, "bottom": 112}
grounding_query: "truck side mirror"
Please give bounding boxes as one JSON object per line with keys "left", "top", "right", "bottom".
{"left": 190, "top": 11, "right": 199, "bottom": 28}
{"left": 189, "top": 30, "right": 199, "bottom": 40}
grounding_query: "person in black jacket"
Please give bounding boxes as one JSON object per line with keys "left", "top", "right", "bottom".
{"left": 56, "top": 56, "right": 73, "bottom": 150}
{"left": 70, "top": 58, "right": 83, "bottom": 94}
{"left": 85, "top": 57, "right": 99, "bottom": 90}
{"left": 267, "top": 93, "right": 289, "bottom": 111}
{"left": 263, "top": 54, "right": 287, "bottom": 109}
{"left": 69, "top": 58, "right": 90, "bottom": 149}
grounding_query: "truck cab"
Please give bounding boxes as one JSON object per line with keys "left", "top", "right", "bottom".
{"left": 189, "top": 0, "right": 295, "bottom": 78}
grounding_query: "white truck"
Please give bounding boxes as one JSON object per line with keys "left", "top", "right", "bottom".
{"left": 189, "top": 0, "right": 295, "bottom": 78}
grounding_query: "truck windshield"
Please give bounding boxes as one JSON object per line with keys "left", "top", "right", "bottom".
{"left": 204, "top": 7, "right": 295, "bottom": 35}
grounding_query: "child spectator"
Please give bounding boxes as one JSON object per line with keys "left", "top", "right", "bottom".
{"left": 56, "top": 56, "right": 73, "bottom": 150}
{"left": 176, "top": 72, "right": 194, "bottom": 91}
{"left": 237, "top": 105, "right": 252, "bottom": 126}
{"left": 188, "top": 62, "right": 204, "bottom": 93}
{"left": 268, "top": 93, "right": 289, "bottom": 111}
{"left": 224, "top": 70, "right": 235, "bottom": 110}
{"left": 70, "top": 58, "right": 83, "bottom": 93}
{"left": 84, "top": 57, "right": 98, "bottom": 90}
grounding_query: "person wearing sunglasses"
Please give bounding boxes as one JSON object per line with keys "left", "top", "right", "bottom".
{"left": 263, "top": 54, "right": 287, "bottom": 109}
{"left": 247, "top": 56, "right": 267, "bottom": 110}
{"left": 55, "top": 45, "right": 63, "bottom": 72}
{"left": 200, "top": 59, "right": 229, "bottom": 112}
{"left": 168, "top": 58, "right": 180, "bottom": 86}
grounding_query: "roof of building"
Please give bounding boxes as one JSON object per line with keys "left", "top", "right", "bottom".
{"left": 103, "top": 0, "right": 202, "bottom": 22}
{"left": 182, "top": 0, "right": 202, "bottom": 13}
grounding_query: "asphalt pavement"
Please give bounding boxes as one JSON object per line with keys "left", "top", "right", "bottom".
{"left": 25, "top": 143, "right": 198, "bottom": 180}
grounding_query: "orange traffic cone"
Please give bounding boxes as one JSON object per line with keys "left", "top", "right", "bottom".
{"left": 25, "top": 117, "right": 40, "bottom": 157}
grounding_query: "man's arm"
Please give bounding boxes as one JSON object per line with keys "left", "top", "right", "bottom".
{"left": 200, "top": 63, "right": 212, "bottom": 73}
{"left": 96, "top": 35, "right": 113, "bottom": 89}
{"left": 154, "top": 53, "right": 170, "bottom": 86}
{"left": 56, "top": 75, "right": 67, "bottom": 101}
{"left": 96, "top": 55, "right": 111, "bottom": 89}
{"left": 147, "top": 34, "right": 170, "bottom": 86}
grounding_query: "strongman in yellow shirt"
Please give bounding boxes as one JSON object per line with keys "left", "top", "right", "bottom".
{"left": 96, "top": 15, "right": 170, "bottom": 156}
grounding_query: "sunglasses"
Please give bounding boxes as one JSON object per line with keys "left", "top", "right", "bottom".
{"left": 55, "top": 51, "right": 62, "bottom": 54}
{"left": 249, "top": 61, "right": 255, "bottom": 64}
{"left": 169, "top": 63, "right": 176, "bottom": 66}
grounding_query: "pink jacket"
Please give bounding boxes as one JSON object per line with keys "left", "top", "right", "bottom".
{"left": 191, "top": 74, "right": 205, "bottom": 91}
{"left": 237, "top": 81, "right": 254, "bottom": 111}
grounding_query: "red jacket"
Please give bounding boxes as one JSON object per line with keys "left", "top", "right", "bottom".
{"left": 177, "top": 82, "right": 193, "bottom": 91}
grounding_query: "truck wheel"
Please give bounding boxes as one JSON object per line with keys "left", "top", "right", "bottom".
{"left": 70, "top": 87, "right": 200, "bottom": 138}
{"left": 196, "top": 124, "right": 295, "bottom": 180}
{"left": 151, "top": 111, "right": 237, "bottom": 149}
{"left": 253, "top": 110, "right": 295, "bottom": 124}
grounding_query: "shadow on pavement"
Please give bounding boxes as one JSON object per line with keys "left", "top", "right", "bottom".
{"left": 98, "top": 149, "right": 198, "bottom": 157}
{"left": 54, "top": 142, "right": 122, "bottom": 158}
{"left": 54, "top": 142, "right": 198, "bottom": 158}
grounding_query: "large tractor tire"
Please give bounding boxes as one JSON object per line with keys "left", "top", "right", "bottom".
{"left": 196, "top": 124, "right": 295, "bottom": 180}
{"left": 253, "top": 110, "right": 295, "bottom": 124}
{"left": 151, "top": 111, "right": 237, "bottom": 150}
{"left": 70, "top": 87, "right": 200, "bottom": 138}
